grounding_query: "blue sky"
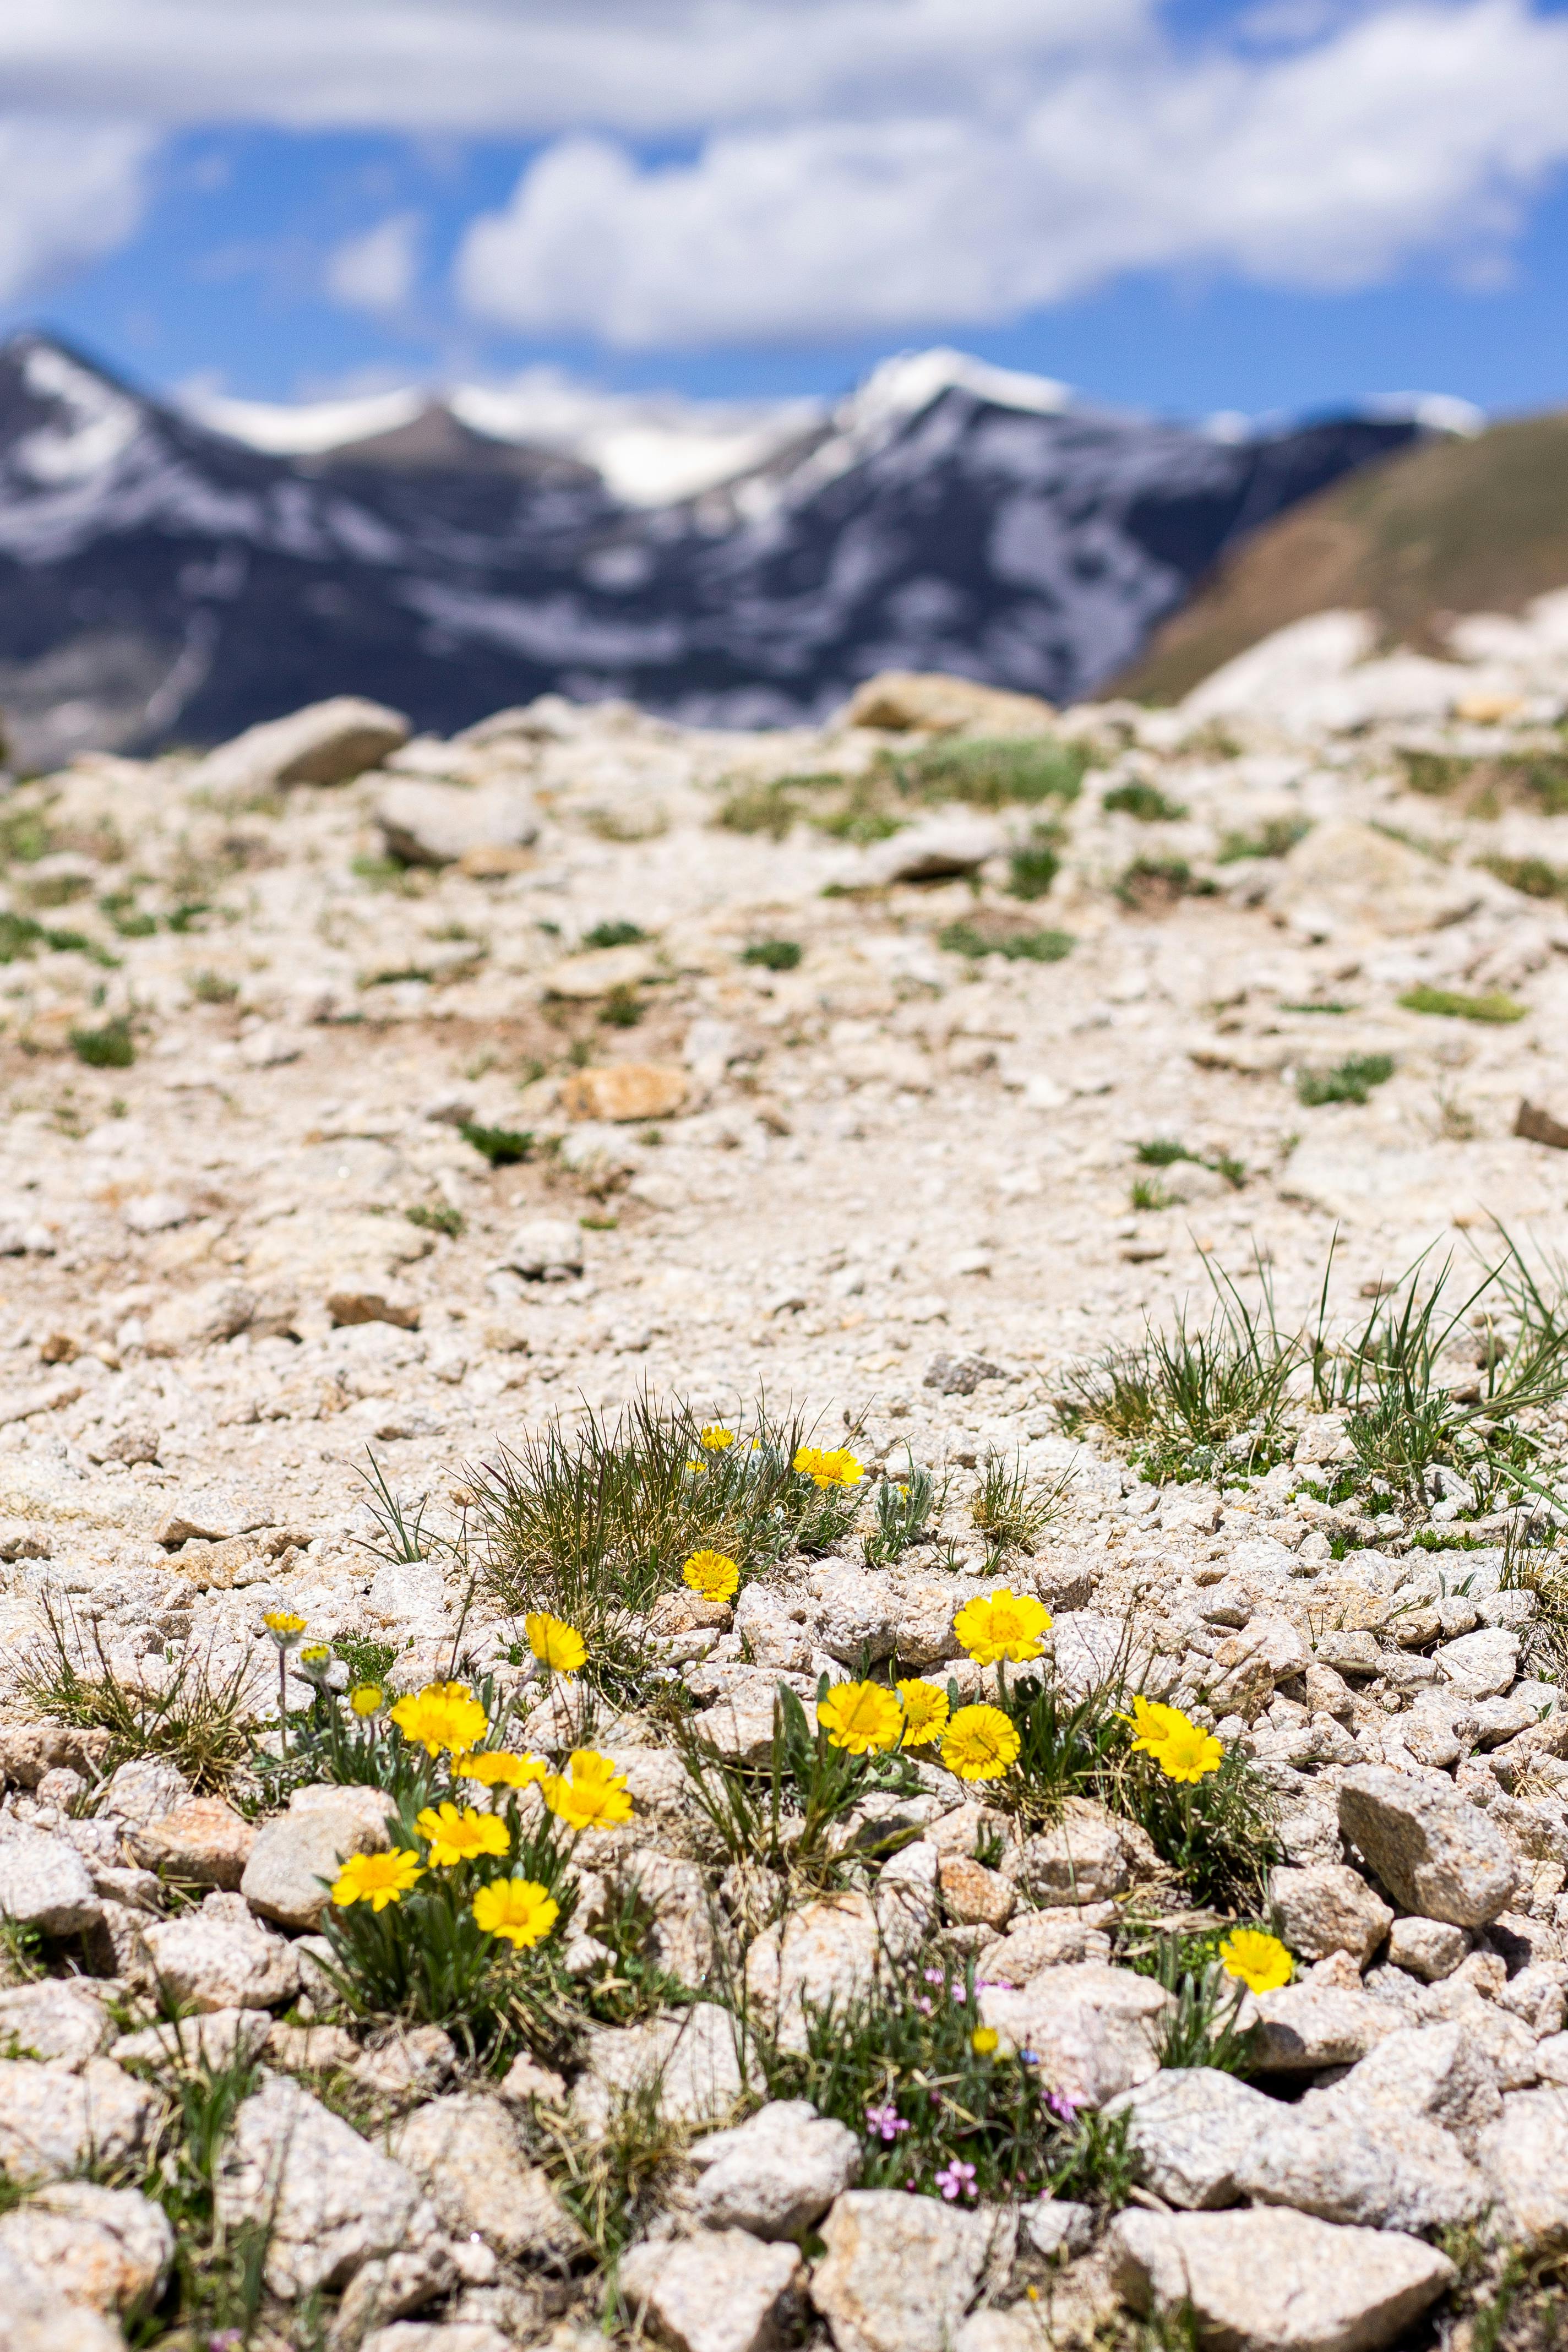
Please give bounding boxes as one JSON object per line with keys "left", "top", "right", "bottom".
{"left": 2, "top": 0, "right": 1568, "bottom": 423}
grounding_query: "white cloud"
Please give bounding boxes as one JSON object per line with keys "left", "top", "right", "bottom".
{"left": 454, "top": 0, "right": 1568, "bottom": 344}
{"left": 0, "top": 115, "right": 152, "bottom": 302}
{"left": 0, "top": 1, "right": 1137, "bottom": 137}
{"left": 324, "top": 211, "right": 421, "bottom": 314}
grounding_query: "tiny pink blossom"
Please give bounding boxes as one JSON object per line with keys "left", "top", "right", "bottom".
{"left": 934, "top": 2158, "right": 978, "bottom": 2201}
{"left": 864, "top": 2102, "right": 910, "bottom": 2142}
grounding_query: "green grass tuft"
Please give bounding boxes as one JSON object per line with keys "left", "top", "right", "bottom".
{"left": 1398, "top": 984, "right": 1526, "bottom": 1023}
{"left": 1296, "top": 1053, "right": 1394, "bottom": 1106}
{"left": 742, "top": 938, "right": 803, "bottom": 971}
{"left": 459, "top": 1120, "right": 533, "bottom": 1166}
{"left": 582, "top": 920, "right": 647, "bottom": 948}
{"left": 69, "top": 1016, "right": 135, "bottom": 1068}
{"left": 938, "top": 920, "right": 1073, "bottom": 962}
{"left": 1103, "top": 781, "right": 1189, "bottom": 822}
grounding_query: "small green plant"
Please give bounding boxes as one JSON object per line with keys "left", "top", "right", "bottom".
{"left": 1127, "top": 1928, "right": 1264, "bottom": 2073}
{"left": 1482, "top": 852, "right": 1568, "bottom": 901}
{"left": 1131, "top": 1177, "right": 1174, "bottom": 1212}
{"left": 1279, "top": 1000, "right": 1354, "bottom": 1014}
{"left": 405, "top": 1199, "right": 464, "bottom": 1239}
{"left": 742, "top": 938, "right": 803, "bottom": 971}
{"left": 1296, "top": 1053, "right": 1394, "bottom": 1107}
{"left": 583, "top": 920, "right": 647, "bottom": 949}
{"left": 674, "top": 1680, "right": 918, "bottom": 1887}
{"left": 69, "top": 1016, "right": 135, "bottom": 1069}
{"left": 0, "top": 911, "right": 112, "bottom": 963}
{"left": 969, "top": 1451, "right": 1061, "bottom": 1560}
{"left": 1398, "top": 984, "right": 1526, "bottom": 1023}
{"left": 459, "top": 1120, "right": 533, "bottom": 1166}
{"left": 1216, "top": 818, "right": 1311, "bottom": 863}
{"left": 1115, "top": 857, "right": 1213, "bottom": 911}
{"left": 1103, "top": 782, "right": 1188, "bottom": 822}
{"left": 332, "top": 1632, "right": 398, "bottom": 1686}
{"left": 996, "top": 1666, "right": 1133, "bottom": 1822}
{"left": 599, "top": 982, "right": 644, "bottom": 1027}
{"left": 1005, "top": 827, "right": 1063, "bottom": 901}
{"left": 938, "top": 920, "right": 1073, "bottom": 963}
{"left": 1120, "top": 1740, "right": 1280, "bottom": 1911}
{"left": 1136, "top": 1138, "right": 1193, "bottom": 1167}
{"left": 132, "top": 2034, "right": 279, "bottom": 2345}
{"left": 864, "top": 1460, "right": 940, "bottom": 1566}
{"left": 189, "top": 970, "right": 239, "bottom": 1006}
{"left": 893, "top": 735, "right": 1090, "bottom": 810}
{"left": 19, "top": 1600, "right": 252, "bottom": 1792}
{"left": 764, "top": 1951, "right": 1102, "bottom": 2204}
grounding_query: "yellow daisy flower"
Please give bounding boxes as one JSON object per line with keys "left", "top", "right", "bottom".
{"left": 455, "top": 1749, "right": 549, "bottom": 1790}
{"left": 1122, "top": 1694, "right": 1189, "bottom": 1755}
{"left": 952, "top": 1588, "right": 1051, "bottom": 1666}
{"left": 896, "top": 1679, "right": 950, "bottom": 1747}
{"left": 524, "top": 1613, "right": 587, "bottom": 1674}
{"left": 349, "top": 1684, "right": 385, "bottom": 1718}
{"left": 699, "top": 1426, "right": 736, "bottom": 1451}
{"left": 262, "top": 1610, "right": 307, "bottom": 1648}
{"left": 941, "top": 1703, "right": 1021, "bottom": 1782}
{"left": 817, "top": 1681, "right": 904, "bottom": 1755}
{"left": 1147, "top": 1712, "right": 1225, "bottom": 1783}
{"left": 1218, "top": 1928, "right": 1293, "bottom": 1994}
{"left": 331, "top": 1849, "right": 423, "bottom": 1911}
{"left": 793, "top": 1444, "right": 864, "bottom": 1490}
{"left": 972, "top": 2027, "right": 1000, "bottom": 2055}
{"left": 389, "top": 1684, "right": 489, "bottom": 1757}
{"left": 415, "top": 1803, "right": 511, "bottom": 1868}
{"left": 472, "top": 1877, "right": 560, "bottom": 1949}
{"left": 683, "top": 1550, "right": 741, "bottom": 1604}
{"left": 541, "top": 1749, "right": 634, "bottom": 1829}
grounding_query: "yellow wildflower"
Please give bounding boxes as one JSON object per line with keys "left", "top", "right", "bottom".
{"left": 793, "top": 1444, "right": 863, "bottom": 1490}
{"left": 699, "top": 1426, "right": 736, "bottom": 1451}
{"left": 896, "top": 1679, "right": 950, "bottom": 1747}
{"left": 455, "top": 1749, "right": 549, "bottom": 1790}
{"left": 1123, "top": 1694, "right": 1189, "bottom": 1756}
{"left": 972, "top": 2027, "right": 1000, "bottom": 2055}
{"left": 349, "top": 1684, "right": 385, "bottom": 1718}
{"left": 415, "top": 1803, "right": 511, "bottom": 1868}
{"left": 683, "top": 1550, "right": 741, "bottom": 1604}
{"left": 1146, "top": 1711, "right": 1224, "bottom": 1784}
{"left": 941, "top": 1703, "right": 1021, "bottom": 1782}
{"left": 952, "top": 1588, "right": 1051, "bottom": 1666}
{"left": 331, "top": 1849, "right": 423, "bottom": 1912}
{"left": 524, "top": 1613, "right": 587, "bottom": 1674}
{"left": 542, "top": 1749, "right": 634, "bottom": 1829}
{"left": 262, "top": 1610, "right": 307, "bottom": 1648}
{"left": 1218, "top": 1928, "right": 1293, "bottom": 1994}
{"left": 818, "top": 1681, "right": 903, "bottom": 1755}
{"left": 389, "top": 1683, "right": 489, "bottom": 1758}
{"left": 472, "top": 1877, "right": 560, "bottom": 1950}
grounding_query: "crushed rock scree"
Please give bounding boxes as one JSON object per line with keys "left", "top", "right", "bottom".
{"left": 3, "top": 636, "right": 1568, "bottom": 2343}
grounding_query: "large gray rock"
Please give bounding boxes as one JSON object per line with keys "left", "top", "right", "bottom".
{"left": 746, "top": 1883, "right": 934, "bottom": 2055}
{"left": 0, "top": 2058, "right": 155, "bottom": 2181}
{"left": 1109, "top": 2067, "right": 1281, "bottom": 2209}
{"left": 814, "top": 1567, "right": 897, "bottom": 1665}
{"left": 1302, "top": 2021, "right": 1503, "bottom": 2138}
{"left": 574, "top": 2004, "right": 747, "bottom": 2135}
{"left": 1232, "top": 2105, "right": 1485, "bottom": 2231}
{"left": 857, "top": 814, "right": 1005, "bottom": 887}
{"left": 1476, "top": 2087, "right": 1568, "bottom": 2248}
{"left": 810, "top": 2190, "right": 1006, "bottom": 2352}
{"left": 388, "top": 2093, "right": 582, "bottom": 2262}
{"left": 689, "top": 2099, "right": 861, "bottom": 2239}
{"left": 977, "top": 1964, "right": 1169, "bottom": 2105}
{"left": 374, "top": 779, "right": 538, "bottom": 869}
{"left": 1110, "top": 2206, "right": 1455, "bottom": 2352}
{"left": 0, "top": 1981, "right": 113, "bottom": 2068}
{"left": 193, "top": 695, "right": 409, "bottom": 799}
{"left": 1434, "top": 1627, "right": 1519, "bottom": 1697}
{"left": 0, "top": 2180, "right": 172, "bottom": 2316}
{"left": 99, "top": 1757, "right": 192, "bottom": 1826}
{"left": 1339, "top": 1766, "right": 1520, "bottom": 1925}
{"left": 1268, "top": 1863, "right": 1392, "bottom": 1964}
{"left": 1386, "top": 1917, "right": 1468, "bottom": 1981}
{"left": 0, "top": 1827, "right": 102, "bottom": 1936}
{"left": 1253, "top": 1983, "right": 1398, "bottom": 2073}
{"left": 620, "top": 2229, "right": 803, "bottom": 2352}
{"left": 143, "top": 1893, "right": 301, "bottom": 2010}
{"left": 1265, "top": 817, "right": 1480, "bottom": 939}
{"left": 241, "top": 1782, "right": 395, "bottom": 1931}
{"left": 215, "top": 2075, "right": 440, "bottom": 2298}
{"left": 1012, "top": 1800, "right": 1130, "bottom": 1908}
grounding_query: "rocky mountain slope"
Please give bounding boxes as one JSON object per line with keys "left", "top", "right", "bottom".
{"left": 1120, "top": 406, "right": 1568, "bottom": 705}
{"left": 0, "top": 334, "right": 1419, "bottom": 769}
{"left": 6, "top": 634, "right": 1568, "bottom": 2345}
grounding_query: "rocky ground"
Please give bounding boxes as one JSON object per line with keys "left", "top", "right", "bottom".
{"left": 2, "top": 623, "right": 1568, "bottom": 2348}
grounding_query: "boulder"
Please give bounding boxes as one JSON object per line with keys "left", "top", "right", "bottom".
{"left": 620, "top": 2229, "right": 803, "bottom": 2352}
{"left": 689, "top": 2099, "right": 861, "bottom": 2239}
{"left": 241, "top": 1783, "right": 395, "bottom": 1931}
{"left": 374, "top": 779, "right": 537, "bottom": 868}
{"left": 858, "top": 816, "right": 1006, "bottom": 887}
{"left": 1302, "top": 2021, "right": 1502, "bottom": 2138}
{"left": 0, "top": 2180, "right": 172, "bottom": 2317}
{"left": 389, "top": 2093, "right": 582, "bottom": 2262}
{"left": 503, "top": 1217, "right": 585, "bottom": 1279}
{"left": 843, "top": 672, "right": 1055, "bottom": 734}
{"left": 0, "top": 1826, "right": 102, "bottom": 1936}
{"left": 192, "top": 696, "right": 409, "bottom": 800}
{"left": 809, "top": 2188, "right": 1006, "bottom": 2352}
{"left": 1253, "top": 1982, "right": 1397, "bottom": 2073}
{"left": 214, "top": 2075, "right": 440, "bottom": 2299}
{"left": 747, "top": 1884, "right": 934, "bottom": 2055}
{"left": 1339, "top": 1765, "right": 1520, "bottom": 1926}
{"left": 1386, "top": 1917, "right": 1468, "bottom": 1981}
{"left": 1267, "top": 1863, "right": 1392, "bottom": 1964}
{"left": 1012, "top": 1800, "right": 1131, "bottom": 1908}
{"left": 1109, "top": 2067, "right": 1280, "bottom": 2209}
{"left": 143, "top": 1893, "right": 301, "bottom": 2010}
{"left": 0, "top": 2058, "right": 155, "bottom": 2181}
{"left": 0, "top": 1981, "right": 113, "bottom": 2068}
{"left": 129, "top": 1795, "right": 255, "bottom": 1890}
{"left": 559, "top": 1064, "right": 689, "bottom": 1123}
{"left": 573, "top": 2004, "right": 747, "bottom": 2135}
{"left": 1267, "top": 818, "right": 1479, "bottom": 940}
{"left": 977, "top": 1963, "right": 1169, "bottom": 2105}
{"left": 0, "top": 2245, "right": 126, "bottom": 2351}
{"left": 542, "top": 943, "right": 655, "bottom": 1000}
{"left": 1110, "top": 2207, "right": 1454, "bottom": 2352}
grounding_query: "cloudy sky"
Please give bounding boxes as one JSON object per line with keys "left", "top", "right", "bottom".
{"left": 2, "top": 0, "right": 1567, "bottom": 418}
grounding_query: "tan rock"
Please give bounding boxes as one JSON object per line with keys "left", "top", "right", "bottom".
{"left": 241, "top": 1783, "right": 396, "bottom": 1931}
{"left": 542, "top": 943, "right": 655, "bottom": 999}
{"left": 1267, "top": 818, "right": 1479, "bottom": 939}
{"left": 559, "top": 1063, "right": 689, "bottom": 1122}
{"left": 130, "top": 1795, "right": 256, "bottom": 1890}
{"left": 191, "top": 695, "right": 409, "bottom": 799}
{"left": 938, "top": 1854, "right": 1016, "bottom": 1930}
{"left": 843, "top": 671, "right": 1055, "bottom": 733}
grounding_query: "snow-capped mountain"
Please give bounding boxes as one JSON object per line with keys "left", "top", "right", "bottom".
{"left": 0, "top": 334, "right": 1424, "bottom": 764}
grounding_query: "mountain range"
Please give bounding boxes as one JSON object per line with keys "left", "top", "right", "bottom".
{"left": 0, "top": 334, "right": 1434, "bottom": 765}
